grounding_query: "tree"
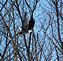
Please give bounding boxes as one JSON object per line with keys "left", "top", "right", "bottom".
{"left": 1, "top": 0, "right": 63, "bottom": 61}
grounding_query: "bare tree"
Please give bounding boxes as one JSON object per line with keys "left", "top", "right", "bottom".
{"left": 0, "top": 0, "right": 43, "bottom": 61}
{"left": 1, "top": 0, "right": 63, "bottom": 61}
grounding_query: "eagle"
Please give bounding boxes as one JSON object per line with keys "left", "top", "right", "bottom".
{"left": 28, "top": 17, "right": 35, "bottom": 30}
{"left": 18, "top": 13, "right": 35, "bottom": 34}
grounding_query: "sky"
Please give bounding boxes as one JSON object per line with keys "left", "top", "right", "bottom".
{"left": 0, "top": 0, "right": 61, "bottom": 61}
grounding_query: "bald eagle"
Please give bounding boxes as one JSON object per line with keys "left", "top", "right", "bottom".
{"left": 28, "top": 17, "right": 35, "bottom": 30}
